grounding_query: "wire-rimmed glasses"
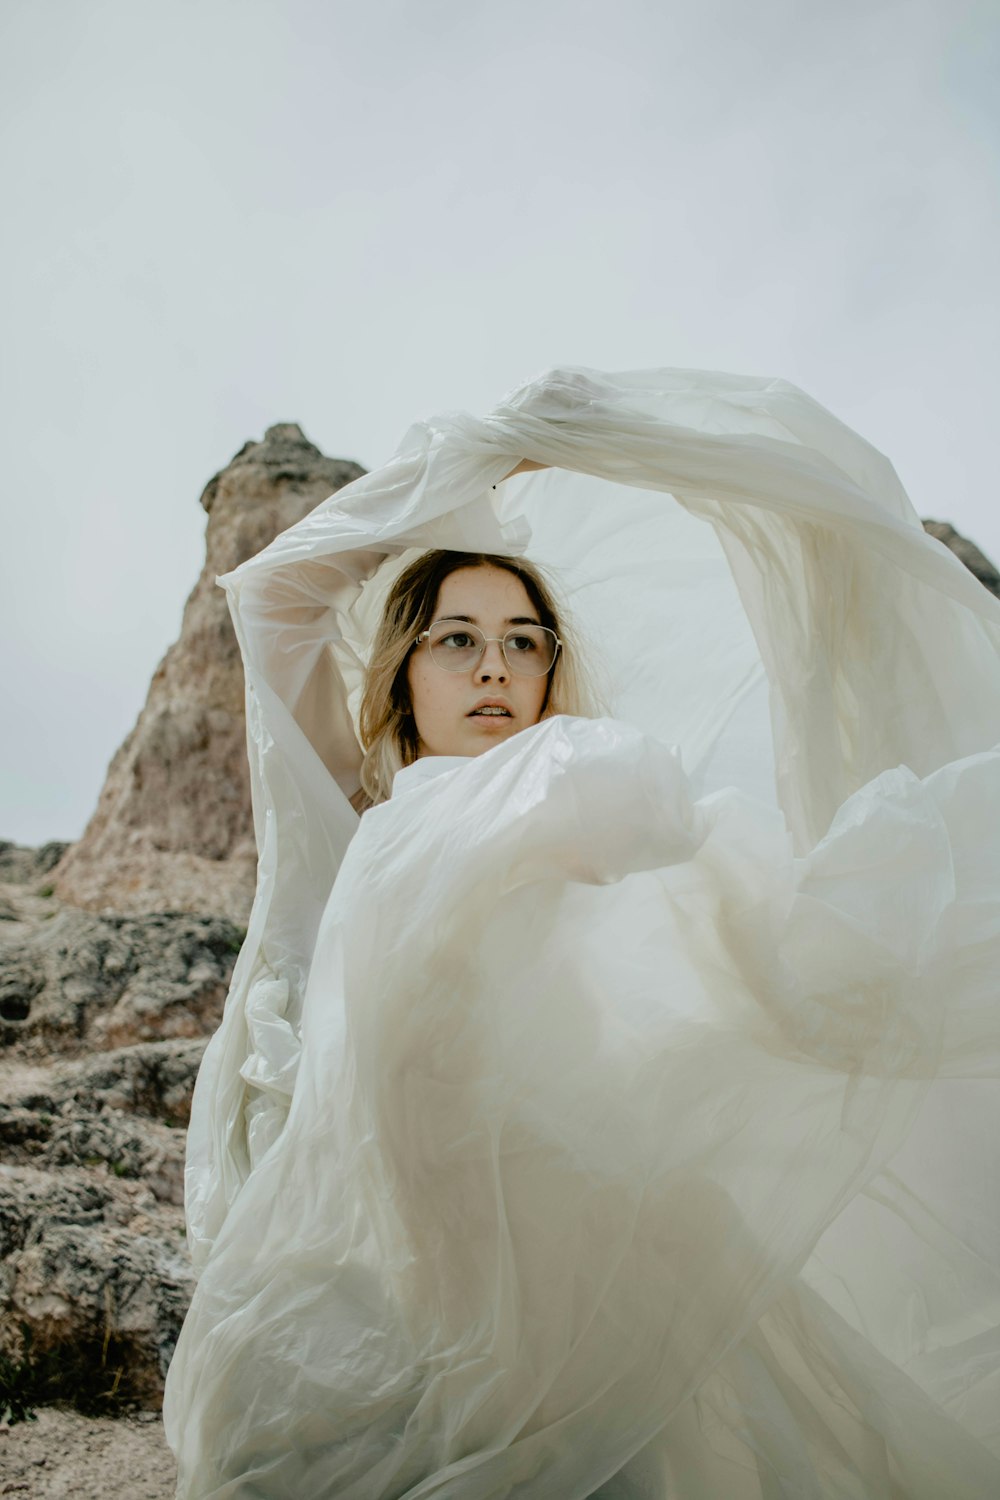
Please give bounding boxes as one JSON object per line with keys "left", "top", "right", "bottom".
{"left": 414, "top": 619, "right": 562, "bottom": 676}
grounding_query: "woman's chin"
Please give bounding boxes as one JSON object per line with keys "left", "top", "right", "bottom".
{"left": 463, "top": 717, "right": 522, "bottom": 752}
{"left": 416, "top": 719, "right": 526, "bottom": 759}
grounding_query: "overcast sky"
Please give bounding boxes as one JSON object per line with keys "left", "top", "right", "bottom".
{"left": 2, "top": 0, "right": 998, "bottom": 845}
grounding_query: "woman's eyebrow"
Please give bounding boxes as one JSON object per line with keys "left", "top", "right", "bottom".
{"left": 437, "top": 614, "right": 542, "bottom": 626}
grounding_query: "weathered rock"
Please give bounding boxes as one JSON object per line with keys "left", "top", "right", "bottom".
{"left": 0, "top": 906, "right": 241, "bottom": 1056}
{"left": 0, "top": 870, "right": 63, "bottom": 933}
{"left": 0, "top": 1037, "right": 204, "bottom": 1415}
{"left": 0, "top": 1039, "right": 206, "bottom": 1204}
{"left": 0, "top": 841, "right": 69, "bottom": 885}
{"left": 43, "top": 1037, "right": 207, "bottom": 1127}
{"left": 0, "top": 1163, "right": 191, "bottom": 1412}
{"left": 52, "top": 424, "right": 364, "bottom": 922}
{"left": 923, "top": 519, "right": 1000, "bottom": 598}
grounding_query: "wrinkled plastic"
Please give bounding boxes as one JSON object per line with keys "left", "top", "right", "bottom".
{"left": 163, "top": 368, "right": 1000, "bottom": 1497}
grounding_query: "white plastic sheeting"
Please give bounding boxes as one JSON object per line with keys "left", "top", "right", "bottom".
{"left": 163, "top": 367, "right": 1000, "bottom": 1498}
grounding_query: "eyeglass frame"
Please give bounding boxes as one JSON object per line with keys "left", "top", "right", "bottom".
{"left": 413, "top": 618, "right": 563, "bottom": 676}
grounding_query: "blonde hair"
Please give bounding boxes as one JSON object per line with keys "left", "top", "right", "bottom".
{"left": 357, "top": 550, "right": 599, "bottom": 805}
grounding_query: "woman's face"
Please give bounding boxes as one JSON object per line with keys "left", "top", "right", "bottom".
{"left": 407, "top": 565, "right": 551, "bottom": 759}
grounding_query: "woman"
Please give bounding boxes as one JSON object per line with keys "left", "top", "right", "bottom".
{"left": 164, "top": 366, "right": 1000, "bottom": 1497}
{"left": 355, "top": 539, "right": 597, "bottom": 803}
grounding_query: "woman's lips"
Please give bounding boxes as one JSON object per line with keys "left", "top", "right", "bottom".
{"left": 468, "top": 697, "right": 514, "bottom": 717}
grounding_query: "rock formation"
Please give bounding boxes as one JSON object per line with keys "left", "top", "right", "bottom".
{"left": 0, "top": 864, "right": 212, "bottom": 1417}
{"left": 51, "top": 425, "right": 364, "bottom": 922}
{"left": 923, "top": 519, "right": 1000, "bottom": 598}
{"left": 0, "top": 424, "right": 362, "bottom": 1429}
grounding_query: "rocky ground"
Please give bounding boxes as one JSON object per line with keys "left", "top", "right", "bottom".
{"left": 0, "top": 845, "right": 234, "bottom": 1495}
{"left": 0, "top": 1406, "right": 175, "bottom": 1498}
{"left": 0, "top": 848, "right": 242, "bottom": 1406}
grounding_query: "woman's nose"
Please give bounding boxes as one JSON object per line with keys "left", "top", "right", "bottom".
{"left": 476, "top": 640, "right": 509, "bottom": 682}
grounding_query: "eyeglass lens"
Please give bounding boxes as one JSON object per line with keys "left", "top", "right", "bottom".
{"left": 426, "top": 620, "right": 558, "bottom": 676}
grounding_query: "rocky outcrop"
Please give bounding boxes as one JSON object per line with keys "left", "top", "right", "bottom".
{"left": 51, "top": 424, "right": 364, "bottom": 923}
{"left": 0, "top": 841, "right": 69, "bottom": 886}
{"left": 1, "top": 421, "right": 366, "bottom": 1423}
{"left": 0, "top": 1161, "right": 192, "bottom": 1411}
{"left": 0, "top": 887, "right": 221, "bottom": 1416}
{"left": 923, "top": 519, "right": 1000, "bottom": 598}
{"left": 0, "top": 902, "right": 243, "bottom": 1056}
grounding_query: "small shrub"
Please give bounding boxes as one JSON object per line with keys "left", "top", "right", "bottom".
{"left": 0, "top": 1366, "right": 38, "bottom": 1426}
{"left": 0, "top": 1339, "right": 38, "bottom": 1427}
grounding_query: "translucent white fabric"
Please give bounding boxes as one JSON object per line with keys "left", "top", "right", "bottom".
{"left": 162, "top": 367, "right": 1000, "bottom": 1498}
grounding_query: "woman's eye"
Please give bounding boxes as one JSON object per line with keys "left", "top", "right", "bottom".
{"left": 507, "top": 634, "right": 537, "bottom": 653}
{"left": 441, "top": 632, "right": 475, "bottom": 649}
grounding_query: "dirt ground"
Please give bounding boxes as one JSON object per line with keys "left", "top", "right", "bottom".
{"left": 0, "top": 1407, "right": 176, "bottom": 1498}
